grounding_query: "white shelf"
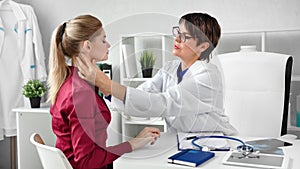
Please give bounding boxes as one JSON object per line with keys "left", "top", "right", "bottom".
{"left": 124, "top": 118, "right": 166, "bottom": 125}
{"left": 120, "top": 34, "right": 172, "bottom": 141}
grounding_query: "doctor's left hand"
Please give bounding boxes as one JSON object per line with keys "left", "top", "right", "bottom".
{"left": 76, "top": 54, "right": 112, "bottom": 96}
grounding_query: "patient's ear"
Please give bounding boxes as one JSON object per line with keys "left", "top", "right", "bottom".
{"left": 82, "top": 40, "right": 91, "bottom": 53}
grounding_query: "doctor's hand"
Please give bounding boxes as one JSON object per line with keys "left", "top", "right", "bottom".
{"left": 128, "top": 127, "right": 161, "bottom": 151}
{"left": 76, "top": 54, "right": 112, "bottom": 96}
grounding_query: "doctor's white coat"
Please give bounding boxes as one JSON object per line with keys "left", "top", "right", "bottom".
{"left": 113, "top": 60, "right": 237, "bottom": 135}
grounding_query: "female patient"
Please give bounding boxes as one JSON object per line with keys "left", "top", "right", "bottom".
{"left": 47, "top": 14, "right": 160, "bottom": 169}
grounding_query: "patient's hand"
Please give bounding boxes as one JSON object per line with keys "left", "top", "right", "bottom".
{"left": 128, "top": 127, "right": 160, "bottom": 151}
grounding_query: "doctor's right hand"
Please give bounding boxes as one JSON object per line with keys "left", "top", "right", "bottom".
{"left": 76, "top": 54, "right": 112, "bottom": 96}
{"left": 128, "top": 127, "right": 160, "bottom": 151}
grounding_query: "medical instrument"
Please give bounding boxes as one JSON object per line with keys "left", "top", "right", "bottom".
{"left": 222, "top": 151, "right": 288, "bottom": 169}
{"left": 191, "top": 135, "right": 257, "bottom": 158}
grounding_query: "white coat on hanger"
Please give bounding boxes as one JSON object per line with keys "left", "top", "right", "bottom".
{"left": 0, "top": 0, "right": 47, "bottom": 138}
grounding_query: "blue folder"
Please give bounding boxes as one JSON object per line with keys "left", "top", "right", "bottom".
{"left": 168, "top": 149, "right": 215, "bottom": 167}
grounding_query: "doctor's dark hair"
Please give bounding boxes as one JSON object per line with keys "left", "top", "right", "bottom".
{"left": 179, "top": 13, "right": 221, "bottom": 62}
{"left": 48, "top": 14, "right": 102, "bottom": 104}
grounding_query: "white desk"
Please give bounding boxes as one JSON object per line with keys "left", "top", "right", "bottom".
{"left": 115, "top": 132, "right": 300, "bottom": 169}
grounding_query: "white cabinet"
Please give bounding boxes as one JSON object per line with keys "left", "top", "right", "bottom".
{"left": 13, "top": 107, "right": 55, "bottom": 169}
{"left": 120, "top": 34, "right": 175, "bottom": 141}
{"left": 105, "top": 101, "right": 122, "bottom": 146}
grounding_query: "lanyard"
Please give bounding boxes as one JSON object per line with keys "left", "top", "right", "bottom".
{"left": 177, "top": 63, "right": 189, "bottom": 84}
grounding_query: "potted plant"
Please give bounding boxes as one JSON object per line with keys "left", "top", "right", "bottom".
{"left": 22, "top": 79, "right": 47, "bottom": 108}
{"left": 139, "top": 50, "right": 156, "bottom": 78}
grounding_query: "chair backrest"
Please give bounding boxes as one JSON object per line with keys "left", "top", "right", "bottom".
{"left": 216, "top": 49, "right": 293, "bottom": 137}
{"left": 30, "top": 133, "right": 73, "bottom": 169}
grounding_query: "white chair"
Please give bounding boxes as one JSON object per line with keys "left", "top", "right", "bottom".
{"left": 216, "top": 47, "right": 293, "bottom": 137}
{"left": 30, "top": 133, "right": 73, "bottom": 169}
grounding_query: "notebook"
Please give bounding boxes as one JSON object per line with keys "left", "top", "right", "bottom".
{"left": 177, "top": 132, "right": 230, "bottom": 151}
{"left": 168, "top": 149, "right": 215, "bottom": 167}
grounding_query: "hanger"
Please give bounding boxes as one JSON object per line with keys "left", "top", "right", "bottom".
{"left": 0, "top": 0, "right": 13, "bottom": 10}
{"left": 1, "top": 0, "right": 13, "bottom": 5}
{"left": 1, "top": 0, "right": 12, "bottom": 3}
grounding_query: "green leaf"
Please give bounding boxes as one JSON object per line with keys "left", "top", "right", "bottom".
{"left": 139, "top": 50, "right": 156, "bottom": 69}
{"left": 22, "top": 79, "right": 47, "bottom": 98}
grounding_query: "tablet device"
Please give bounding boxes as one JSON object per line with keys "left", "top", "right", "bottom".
{"left": 245, "top": 138, "right": 293, "bottom": 155}
{"left": 246, "top": 138, "right": 292, "bottom": 148}
{"left": 222, "top": 151, "right": 289, "bottom": 169}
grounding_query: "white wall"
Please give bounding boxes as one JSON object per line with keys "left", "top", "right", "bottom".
{"left": 14, "top": 0, "right": 300, "bottom": 78}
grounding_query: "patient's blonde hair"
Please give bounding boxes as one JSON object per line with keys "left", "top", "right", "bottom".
{"left": 47, "top": 15, "right": 102, "bottom": 104}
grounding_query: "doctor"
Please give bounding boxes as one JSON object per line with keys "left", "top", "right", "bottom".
{"left": 77, "top": 12, "right": 237, "bottom": 135}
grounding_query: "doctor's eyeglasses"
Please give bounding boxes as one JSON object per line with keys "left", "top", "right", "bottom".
{"left": 172, "top": 26, "right": 193, "bottom": 43}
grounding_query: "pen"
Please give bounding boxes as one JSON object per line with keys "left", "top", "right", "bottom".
{"left": 185, "top": 136, "right": 197, "bottom": 140}
{"left": 211, "top": 148, "right": 230, "bottom": 151}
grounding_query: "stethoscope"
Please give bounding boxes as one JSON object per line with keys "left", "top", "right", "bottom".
{"left": 190, "top": 135, "right": 259, "bottom": 158}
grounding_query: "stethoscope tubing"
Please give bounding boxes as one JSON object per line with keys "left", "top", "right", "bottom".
{"left": 191, "top": 135, "right": 254, "bottom": 153}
